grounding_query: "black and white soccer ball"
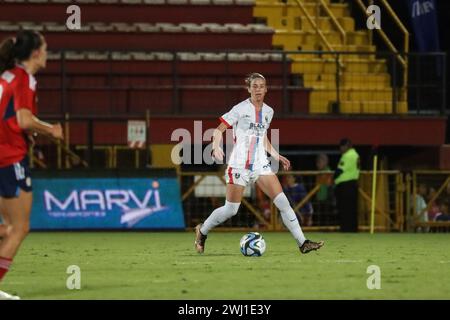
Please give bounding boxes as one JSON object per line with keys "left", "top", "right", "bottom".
{"left": 240, "top": 232, "right": 266, "bottom": 257}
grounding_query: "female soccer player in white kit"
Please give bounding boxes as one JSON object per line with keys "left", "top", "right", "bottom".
{"left": 194, "top": 73, "right": 324, "bottom": 254}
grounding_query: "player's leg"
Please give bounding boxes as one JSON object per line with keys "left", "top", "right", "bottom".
{"left": 256, "top": 174, "right": 324, "bottom": 254}
{"left": 194, "top": 168, "right": 246, "bottom": 253}
{"left": 256, "top": 174, "right": 306, "bottom": 244}
{"left": 0, "top": 190, "right": 32, "bottom": 257}
{"left": 0, "top": 158, "right": 31, "bottom": 242}
{"left": 0, "top": 199, "right": 12, "bottom": 239}
{"left": 201, "top": 183, "right": 244, "bottom": 232}
{"left": 195, "top": 184, "right": 245, "bottom": 253}
{"left": 0, "top": 190, "right": 31, "bottom": 300}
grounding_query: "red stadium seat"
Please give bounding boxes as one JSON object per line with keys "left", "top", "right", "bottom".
{"left": 35, "top": 48, "right": 305, "bottom": 116}
{"left": 1, "top": 0, "right": 309, "bottom": 131}
{"left": 0, "top": 1, "right": 255, "bottom": 24}
{"left": 0, "top": 21, "right": 274, "bottom": 50}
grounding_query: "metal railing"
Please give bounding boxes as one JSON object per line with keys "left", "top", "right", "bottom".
{"left": 409, "top": 171, "right": 450, "bottom": 232}
{"left": 354, "top": 0, "right": 409, "bottom": 87}
{"left": 293, "top": 0, "right": 347, "bottom": 47}
{"left": 180, "top": 170, "right": 405, "bottom": 232}
{"left": 37, "top": 50, "right": 447, "bottom": 117}
{"left": 31, "top": 138, "right": 450, "bottom": 234}
{"left": 292, "top": 0, "right": 345, "bottom": 60}
{"left": 28, "top": 114, "right": 152, "bottom": 170}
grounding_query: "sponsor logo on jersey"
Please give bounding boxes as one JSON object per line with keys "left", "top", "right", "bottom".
{"left": 248, "top": 122, "right": 266, "bottom": 137}
{"left": 249, "top": 123, "right": 265, "bottom": 130}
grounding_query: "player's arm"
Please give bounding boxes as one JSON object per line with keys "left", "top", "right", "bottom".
{"left": 263, "top": 135, "right": 279, "bottom": 159}
{"left": 334, "top": 158, "right": 344, "bottom": 179}
{"left": 16, "top": 108, "right": 63, "bottom": 140}
{"left": 334, "top": 168, "right": 343, "bottom": 180}
{"left": 211, "top": 122, "right": 228, "bottom": 161}
{"left": 264, "top": 135, "right": 290, "bottom": 170}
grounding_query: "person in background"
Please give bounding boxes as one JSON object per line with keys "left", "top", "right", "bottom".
{"left": 434, "top": 201, "right": 450, "bottom": 232}
{"left": 334, "top": 138, "right": 360, "bottom": 232}
{"left": 414, "top": 183, "right": 429, "bottom": 232}
{"left": 427, "top": 187, "right": 440, "bottom": 222}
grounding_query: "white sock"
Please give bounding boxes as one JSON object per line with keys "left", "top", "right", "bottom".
{"left": 273, "top": 192, "right": 306, "bottom": 246}
{"left": 200, "top": 200, "right": 240, "bottom": 235}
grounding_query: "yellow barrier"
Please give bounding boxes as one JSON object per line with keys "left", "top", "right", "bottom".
{"left": 179, "top": 170, "right": 404, "bottom": 232}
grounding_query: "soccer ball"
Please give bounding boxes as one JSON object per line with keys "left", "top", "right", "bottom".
{"left": 240, "top": 232, "right": 266, "bottom": 257}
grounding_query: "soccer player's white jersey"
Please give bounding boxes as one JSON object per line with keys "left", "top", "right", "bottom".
{"left": 219, "top": 98, "right": 274, "bottom": 171}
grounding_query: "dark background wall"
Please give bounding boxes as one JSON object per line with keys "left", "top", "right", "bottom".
{"left": 352, "top": 0, "right": 450, "bottom": 143}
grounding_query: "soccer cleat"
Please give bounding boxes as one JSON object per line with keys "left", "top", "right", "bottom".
{"left": 0, "top": 290, "right": 20, "bottom": 300}
{"left": 194, "top": 224, "right": 207, "bottom": 254}
{"left": 300, "top": 239, "right": 324, "bottom": 254}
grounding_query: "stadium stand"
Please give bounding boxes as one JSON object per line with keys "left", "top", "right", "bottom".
{"left": 0, "top": 0, "right": 412, "bottom": 116}
{"left": 37, "top": 50, "right": 310, "bottom": 115}
{"left": 253, "top": 0, "right": 407, "bottom": 114}
{"left": 0, "top": 0, "right": 310, "bottom": 116}
{"left": 1, "top": 0, "right": 445, "bottom": 149}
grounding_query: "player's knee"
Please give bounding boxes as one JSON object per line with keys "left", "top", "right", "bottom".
{"left": 224, "top": 200, "right": 240, "bottom": 216}
{"left": 10, "top": 223, "right": 30, "bottom": 239}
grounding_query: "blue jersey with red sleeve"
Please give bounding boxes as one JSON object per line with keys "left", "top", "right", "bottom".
{"left": 0, "top": 65, "right": 37, "bottom": 167}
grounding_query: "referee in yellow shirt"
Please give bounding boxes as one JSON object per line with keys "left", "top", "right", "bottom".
{"left": 334, "top": 138, "right": 360, "bottom": 232}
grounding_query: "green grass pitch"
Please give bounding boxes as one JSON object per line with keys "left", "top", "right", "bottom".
{"left": 2, "top": 232, "right": 450, "bottom": 299}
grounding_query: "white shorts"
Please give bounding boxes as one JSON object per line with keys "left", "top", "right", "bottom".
{"left": 225, "top": 165, "right": 274, "bottom": 187}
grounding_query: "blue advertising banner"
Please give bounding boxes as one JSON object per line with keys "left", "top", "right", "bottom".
{"left": 406, "top": 0, "right": 440, "bottom": 51}
{"left": 30, "top": 175, "right": 185, "bottom": 230}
